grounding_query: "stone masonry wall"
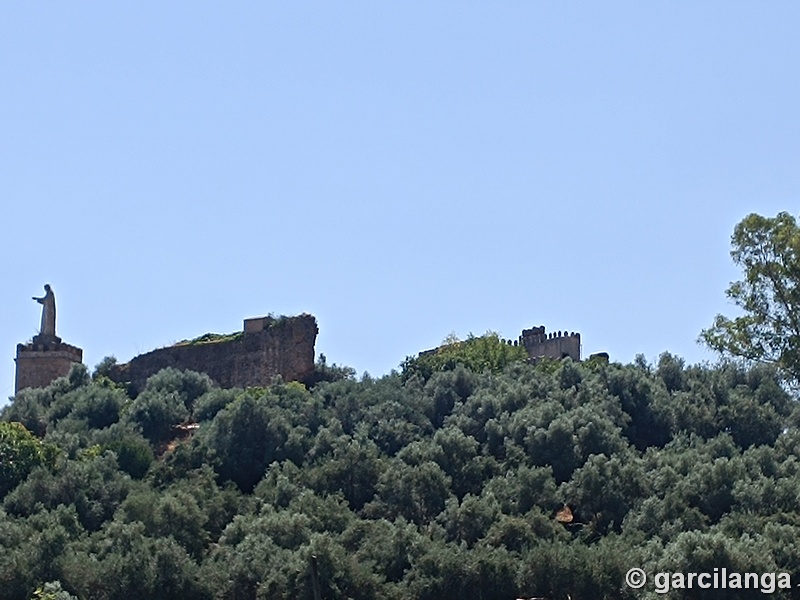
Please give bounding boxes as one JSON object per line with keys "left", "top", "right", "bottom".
{"left": 15, "top": 342, "right": 84, "bottom": 393}
{"left": 520, "top": 326, "right": 581, "bottom": 361}
{"left": 108, "top": 314, "right": 318, "bottom": 395}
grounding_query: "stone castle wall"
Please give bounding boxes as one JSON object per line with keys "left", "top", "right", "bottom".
{"left": 15, "top": 341, "right": 84, "bottom": 393}
{"left": 422, "top": 324, "right": 583, "bottom": 363}
{"left": 520, "top": 326, "right": 581, "bottom": 361}
{"left": 108, "top": 314, "right": 318, "bottom": 394}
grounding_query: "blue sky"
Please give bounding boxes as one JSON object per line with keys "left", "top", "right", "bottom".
{"left": 2, "top": 3, "right": 799, "bottom": 401}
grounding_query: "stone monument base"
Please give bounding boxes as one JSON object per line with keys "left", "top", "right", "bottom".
{"left": 15, "top": 340, "right": 83, "bottom": 394}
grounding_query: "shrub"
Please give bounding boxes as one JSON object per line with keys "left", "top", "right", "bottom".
{"left": 0, "top": 422, "right": 55, "bottom": 498}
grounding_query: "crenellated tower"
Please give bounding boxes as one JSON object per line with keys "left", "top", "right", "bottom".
{"left": 519, "top": 326, "right": 580, "bottom": 361}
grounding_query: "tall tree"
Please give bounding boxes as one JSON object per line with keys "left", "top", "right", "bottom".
{"left": 701, "top": 212, "right": 800, "bottom": 381}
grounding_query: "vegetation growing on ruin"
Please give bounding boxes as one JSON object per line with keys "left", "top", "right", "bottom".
{"left": 174, "top": 332, "right": 244, "bottom": 346}
{"left": 402, "top": 331, "right": 530, "bottom": 381}
{"left": 173, "top": 314, "right": 307, "bottom": 347}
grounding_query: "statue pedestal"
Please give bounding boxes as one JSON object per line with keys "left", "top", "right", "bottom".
{"left": 32, "top": 334, "right": 62, "bottom": 346}
{"left": 15, "top": 339, "right": 83, "bottom": 394}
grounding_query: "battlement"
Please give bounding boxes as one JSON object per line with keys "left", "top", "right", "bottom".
{"left": 15, "top": 339, "right": 84, "bottom": 393}
{"left": 519, "top": 325, "right": 580, "bottom": 361}
{"left": 419, "top": 324, "right": 582, "bottom": 365}
{"left": 108, "top": 313, "right": 318, "bottom": 394}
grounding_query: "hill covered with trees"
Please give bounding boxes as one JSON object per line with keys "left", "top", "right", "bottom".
{"left": 2, "top": 334, "right": 800, "bottom": 599}
{"left": 5, "top": 210, "right": 800, "bottom": 599}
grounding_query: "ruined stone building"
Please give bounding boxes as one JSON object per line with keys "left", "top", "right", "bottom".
{"left": 13, "top": 286, "right": 580, "bottom": 396}
{"left": 107, "top": 314, "right": 318, "bottom": 394}
{"left": 14, "top": 288, "right": 317, "bottom": 394}
{"left": 518, "top": 326, "right": 581, "bottom": 362}
{"left": 421, "top": 325, "right": 583, "bottom": 363}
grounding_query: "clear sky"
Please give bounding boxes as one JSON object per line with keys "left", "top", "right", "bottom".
{"left": 2, "top": 3, "right": 799, "bottom": 402}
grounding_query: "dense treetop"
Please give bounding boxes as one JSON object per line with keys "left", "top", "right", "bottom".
{"left": 1, "top": 342, "right": 798, "bottom": 599}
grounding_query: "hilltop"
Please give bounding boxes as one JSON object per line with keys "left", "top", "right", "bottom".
{"left": 1, "top": 334, "right": 798, "bottom": 599}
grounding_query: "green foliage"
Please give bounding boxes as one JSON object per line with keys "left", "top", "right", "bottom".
{"left": 60, "top": 520, "right": 208, "bottom": 600}
{"left": 2, "top": 388, "right": 51, "bottom": 436}
{"left": 0, "top": 422, "right": 55, "bottom": 498}
{"left": 305, "top": 432, "right": 384, "bottom": 510}
{"left": 402, "top": 332, "right": 529, "bottom": 380}
{"left": 67, "top": 385, "right": 125, "bottom": 430}
{"left": 4, "top": 452, "right": 130, "bottom": 532}
{"left": 100, "top": 430, "right": 154, "bottom": 478}
{"left": 702, "top": 211, "right": 800, "bottom": 382}
{"left": 174, "top": 331, "right": 243, "bottom": 345}
{"left": 205, "top": 391, "right": 296, "bottom": 492}
{"left": 1, "top": 346, "right": 799, "bottom": 598}
{"left": 30, "top": 581, "right": 77, "bottom": 600}
{"left": 122, "top": 367, "right": 210, "bottom": 443}
{"left": 0, "top": 505, "right": 84, "bottom": 600}
{"left": 139, "top": 367, "right": 213, "bottom": 412}
{"left": 305, "top": 353, "right": 357, "bottom": 386}
{"left": 192, "top": 388, "right": 237, "bottom": 421}
{"left": 127, "top": 389, "right": 188, "bottom": 442}
{"left": 516, "top": 537, "right": 634, "bottom": 600}
{"left": 92, "top": 356, "right": 117, "bottom": 379}
{"left": 370, "top": 460, "right": 452, "bottom": 525}
{"left": 405, "top": 540, "right": 517, "bottom": 600}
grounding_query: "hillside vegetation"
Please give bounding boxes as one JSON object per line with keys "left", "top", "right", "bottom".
{"left": 2, "top": 336, "right": 799, "bottom": 599}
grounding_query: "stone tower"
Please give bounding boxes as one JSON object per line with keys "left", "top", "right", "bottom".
{"left": 15, "top": 285, "right": 83, "bottom": 393}
{"left": 519, "top": 326, "right": 581, "bottom": 361}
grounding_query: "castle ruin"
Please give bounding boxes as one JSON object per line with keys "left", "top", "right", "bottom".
{"left": 13, "top": 288, "right": 580, "bottom": 397}
{"left": 13, "top": 286, "right": 317, "bottom": 395}
{"left": 518, "top": 326, "right": 581, "bottom": 362}
{"left": 107, "top": 314, "right": 318, "bottom": 394}
{"left": 421, "top": 325, "right": 582, "bottom": 364}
